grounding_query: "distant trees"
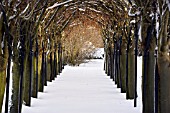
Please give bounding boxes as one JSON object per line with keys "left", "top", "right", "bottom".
{"left": 62, "top": 15, "right": 103, "bottom": 66}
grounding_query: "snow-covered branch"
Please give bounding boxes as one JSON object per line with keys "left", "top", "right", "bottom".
{"left": 47, "top": 0, "right": 73, "bottom": 10}
{"left": 128, "top": 6, "right": 141, "bottom": 17}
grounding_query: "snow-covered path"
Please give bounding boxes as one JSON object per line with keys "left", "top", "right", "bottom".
{"left": 22, "top": 59, "right": 142, "bottom": 113}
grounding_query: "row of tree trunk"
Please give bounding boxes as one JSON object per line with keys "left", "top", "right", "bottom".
{"left": 103, "top": 6, "right": 170, "bottom": 113}
{"left": 0, "top": 17, "right": 64, "bottom": 113}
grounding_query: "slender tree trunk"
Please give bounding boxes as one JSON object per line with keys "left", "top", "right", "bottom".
{"left": 23, "top": 51, "right": 32, "bottom": 106}
{"left": 117, "top": 42, "right": 121, "bottom": 88}
{"left": 44, "top": 52, "right": 47, "bottom": 86}
{"left": 0, "top": 21, "right": 7, "bottom": 113}
{"left": 105, "top": 49, "right": 108, "bottom": 75}
{"left": 39, "top": 44, "right": 45, "bottom": 92}
{"left": 54, "top": 51, "right": 57, "bottom": 78}
{"left": 112, "top": 45, "right": 115, "bottom": 81}
{"left": 55, "top": 47, "right": 59, "bottom": 76}
{"left": 58, "top": 43, "right": 62, "bottom": 74}
{"left": 158, "top": 9, "right": 170, "bottom": 113}
{"left": 110, "top": 46, "right": 114, "bottom": 79}
{"left": 126, "top": 47, "right": 135, "bottom": 99}
{"left": 0, "top": 68, "right": 7, "bottom": 113}
{"left": 38, "top": 55, "right": 42, "bottom": 91}
{"left": 50, "top": 51, "right": 54, "bottom": 80}
{"left": 141, "top": 10, "right": 156, "bottom": 112}
{"left": 158, "top": 53, "right": 170, "bottom": 113}
{"left": 23, "top": 34, "right": 33, "bottom": 106}
{"left": 104, "top": 46, "right": 106, "bottom": 71}
{"left": 120, "top": 43, "right": 126, "bottom": 93}
{"left": 31, "top": 55, "right": 37, "bottom": 98}
{"left": 10, "top": 34, "right": 20, "bottom": 113}
{"left": 34, "top": 39, "right": 39, "bottom": 98}
{"left": 60, "top": 45, "right": 63, "bottom": 73}
{"left": 18, "top": 20, "right": 27, "bottom": 113}
{"left": 0, "top": 14, "right": 5, "bottom": 113}
{"left": 47, "top": 54, "right": 51, "bottom": 81}
{"left": 114, "top": 42, "right": 118, "bottom": 84}
{"left": 142, "top": 51, "right": 155, "bottom": 113}
{"left": 108, "top": 53, "right": 111, "bottom": 77}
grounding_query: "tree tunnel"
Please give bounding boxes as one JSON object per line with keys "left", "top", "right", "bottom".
{"left": 0, "top": 0, "right": 170, "bottom": 113}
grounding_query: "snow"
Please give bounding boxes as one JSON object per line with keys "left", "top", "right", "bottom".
{"left": 88, "top": 7, "right": 102, "bottom": 13}
{"left": 166, "top": 0, "right": 170, "bottom": 11}
{"left": 138, "top": 24, "right": 142, "bottom": 41}
{"left": 47, "top": 0, "right": 73, "bottom": 10}
{"left": 19, "top": 4, "right": 30, "bottom": 16}
{"left": 20, "top": 58, "right": 142, "bottom": 113}
{"left": 2, "top": 62, "right": 13, "bottom": 113}
{"left": 93, "top": 48, "right": 104, "bottom": 59}
{"left": 128, "top": 7, "right": 141, "bottom": 17}
{"left": 130, "top": 20, "right": 136, "bottom": 24}
{"left": 79, "top": 8, "right": 86, "bottom": 12}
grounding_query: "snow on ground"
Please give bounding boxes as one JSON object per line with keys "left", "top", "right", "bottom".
{"left": 22, "top": 58, "right": 142, "bottom": 113}
{"left": 93, "top": 48, "right": 104, "bottom": 59}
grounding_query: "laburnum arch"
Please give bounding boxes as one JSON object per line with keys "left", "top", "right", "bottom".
{"left": 0, "top": 0, "right": 169, "bottom": 113}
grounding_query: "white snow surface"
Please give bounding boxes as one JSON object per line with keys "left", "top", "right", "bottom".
{"left": 93, "top": 48, "right": 104, "bottom": 58}
{"left": 19, "top": 58, "right": 142, "bottom": 113}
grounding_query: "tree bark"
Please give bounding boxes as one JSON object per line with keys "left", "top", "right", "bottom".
{"left": 23, "top": 51, "right": 32, "bottom": 106}
{"left": 126, "top": 47, "right": 135, "bottom": 99}
{"left": 142, "top": 51, "right": 155, "bottom": 113}
{"left": 31, "top": 55, "right": 37, "bottom": 98}
{"left": 158, "top": 53, "right": 170, "bottom": 113}
{"left": 0, "top": 15, "right": 7, "bottom": 113}
{"left": 39, "top": 48, "right": 45, "bottom": 92}
{"left": 158, "top": 8, "right": 170, "bottom": 113}
{"left": 140, "top": 5, "right": 156, "bottom": 113}
{"left": 47, "top": 53, "right": 51, "bottom": 81}
{"left": 38, "top": 55, "right": 42, "bottom": 91}
{"left": 23, "top": 33, "right": 33, "bottom": 106}
{"left": 120, "top": 43, "right": 126, "bottom": 93}
{"left": 0, "top": 66, "right": 7, "bottom": 113}
{"left": 10, "top": 32, "right": 20, "bottom": 113}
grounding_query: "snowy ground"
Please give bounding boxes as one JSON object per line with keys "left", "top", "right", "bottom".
{"left": 21, "top": 58, "right": 142, "bottom": 113}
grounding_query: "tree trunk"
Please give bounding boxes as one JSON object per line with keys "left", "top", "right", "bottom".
{"left": 120, "top": 44, "right": 126, "bottom": 93}
{"left": 23, "top": 34, "right": 33, "bottom": 106}
{"left": 114, "top": 42, "right": 118, "bottom": 84}
{"left": 0, "top": 32, "right": 7, "bottom": 113}
{"left": 31, "top": 55, "right": 37, "bottom": 98}
{"left": 54, "top": 51, "right": 57, "bottom": 78}
{"left": 126, "top": 47, "right": 135, "bottom": 99}
{"left": 50, "top": 51, "right": 54, "bottom": 80}
{"left": 38, "top": 55, "right": 42, "bottom": 91}
{"left": 158, "top": 53, "right": 170, "bottom": 113}
{"left": 110, "top": 47, "right": 114, "bottom": 80}
{"left": 23, "top": 52, "right": 32, "bottom": 106}
{"left": 158, "top": 8, "right": 170, "bottom": 113}
{"left": 39, "top": 46, "right": 45, "bottom": 92}
{"left": 140, "top": 6, "right": 156, "bottom": 112}
{"left": 10, "top": 35, "right": 20, "bottom": 113}
{"left": 55, "top": 48, "right": 59, "bottom": 76}
{"left": 0, "top": 10, "right": 8, "bottom": 113}
{"left": 105, "top": 49, "right": 108, "bottom": 75}
{"left": 47, "top": 53, "right": 51, "bottom": 81}
{"left": 142, "top": 51, "right": 155, "bottom": 113}
{"left": 108, "top": 53, "right": 111, "bottom": 77}
{"left": 44, "top": 52, "right": 47, "bottom": 86}
{"left": 0, "top": 68, "right": 7, "bottom": 113}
